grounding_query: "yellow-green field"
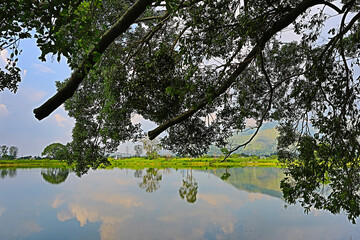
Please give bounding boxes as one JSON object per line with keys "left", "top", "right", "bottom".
{"left": 0, "top": 156, "right": 281, "bottom": 169}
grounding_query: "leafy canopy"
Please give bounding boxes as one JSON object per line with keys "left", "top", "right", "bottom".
{"left": 41, "top": 143, "right": 69, "bottom": 160}
{"left": 1, "top": 0, "right": 360, "bottom": 221}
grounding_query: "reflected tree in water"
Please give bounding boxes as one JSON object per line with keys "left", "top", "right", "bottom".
{"left": 220, "top": 168, "right": 231, "bottom": 181}
{"left": 0, "top": 169, "right": 17, "bottom": 178}
{"left": 139, "top": 168, "right": 162, "bottom": 193}
{"left": 280, "top": 136, "right": 360, "bottom": 224}
{"left": 41, "top": 168, "right": 70, "bottom": 185}
{"left": 179, "top": 169, "right": 198, "bottom": 204}
{"left": 134, "top": 169, "right": 143, "bottom": 178}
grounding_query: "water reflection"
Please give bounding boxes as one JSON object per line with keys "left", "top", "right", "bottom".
{"left": 138, "top": 168, "right": 162, "bottom": 193}
{"left": 0, "top": 167, "right": 359, "bottom": 240}
{"left": 0, "top": 168, "right": 17, "bottom": 178}
{"left": 220, "top": 167, "right": 231, "bottom": 181}
{"left": 282, "top": 165, "right": 360, "bottom": 223}
{"left": 179, "top": 169, "right": 198, "bottom": 203}
{"left": 133, "top": 169, "right": 142, "bottom": 178}
{"left": 211, "top": 167, "right": 284, "bottom": 199}
{"left": 41, "top": 168, "right": 70, "bottom": 185}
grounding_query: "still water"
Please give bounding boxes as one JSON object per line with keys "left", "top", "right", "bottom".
{"left": 0, "top": 167, "right": 359, "bottom": 240}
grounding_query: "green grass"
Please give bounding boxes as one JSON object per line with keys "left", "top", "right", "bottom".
{"left": 103, "top": 156, "right": 281, "bottom": 169}
{"left": 0, "top": 159, "right": 67, "bottom": 168}
{"left": 0, "top": 156, "right": 281, "bottom": 170}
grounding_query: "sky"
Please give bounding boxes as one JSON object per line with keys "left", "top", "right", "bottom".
{"left": 0, "top": 39, "right": 75, "bottom": 157}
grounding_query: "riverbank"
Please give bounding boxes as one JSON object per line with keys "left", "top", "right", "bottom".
{"left": 0, "top": 156, "right": 281, "bottom": 169}
{"left": 0, "top": 159, "right": 67, "bottom": 168}
{"left": 105, "top": 156, "right": 280, "bottom": 169}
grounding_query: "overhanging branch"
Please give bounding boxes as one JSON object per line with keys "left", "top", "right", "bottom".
{"left": 222, "top": 50, "right": 274, "bottom": 161}
{"left": 33, "top": 0, "right": 154, "bottom": 120}
{"left": 148, "top": 0, "right": 323, "bottom": 140}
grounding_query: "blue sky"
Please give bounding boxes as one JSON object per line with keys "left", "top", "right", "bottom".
{"left": 0, "top": 39, "right": 74, "bottom": 157}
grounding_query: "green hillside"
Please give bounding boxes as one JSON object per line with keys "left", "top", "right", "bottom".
{"left": 208, "top": 122, "right": 279, "bottom": 156}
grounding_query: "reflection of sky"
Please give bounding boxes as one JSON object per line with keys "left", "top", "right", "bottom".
{"left": 0, "top": 168, "right": 359, "bottom": 240}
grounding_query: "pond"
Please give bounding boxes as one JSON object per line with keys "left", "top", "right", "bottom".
{"left": 0, "top": 167, "right": 359, "bottom": 240}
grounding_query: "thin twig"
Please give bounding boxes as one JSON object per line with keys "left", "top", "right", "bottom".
{"left": 222, "top": 50, "right": 274, "bottom": 161}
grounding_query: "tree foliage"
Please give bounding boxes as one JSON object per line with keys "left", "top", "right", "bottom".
{"left": 0, "top": 145, "right": 8, "bottom": 158}
{"left": 0, "top": 169, "right": 17, "bottom": 178}
{"left": 41, "top": 168, "right": 70, "bottom": 184}
{"left": 179, "top": 171, "right": 198, "bottom": 203}
{"left": 8, "top": 146, "right": 18, "bottom": 159}
{"left": 1, "top": 0, "right": 360, "bottom": 221}
{"left": 41, "top": 143, "right": 68, "bottom": 160}
{"left": 0, "top": 145, "right": 18, "bottom": 159}
{"left": 139, "top": 168, "right": 162, "bottom": 193}
{"left": 141, "top": 137, "right": 162, "bottom": 159}
{"left": 134, "top": 145, "right": 143, "bottom": 157}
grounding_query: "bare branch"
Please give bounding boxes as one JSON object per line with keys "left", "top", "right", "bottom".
{"left": 171, "top": 25, "right": 190, "bottom": 54}
{"left": 319, "top": 10, "right": 360, "bottom": 60}
{"left": 223, "top": 50, "right": 273, "bottom": 160}
{"left": 321, "top": 1, "right": 342, "bottom": 13}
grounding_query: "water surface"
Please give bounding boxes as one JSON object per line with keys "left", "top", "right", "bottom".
{"left": 0, "top": 167, "right": 359, "bottom": 240}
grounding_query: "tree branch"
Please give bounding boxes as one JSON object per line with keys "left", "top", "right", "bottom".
{"left": 319, "top": 10, "right": 360, "bottom": 61}
{"left": 222, "top": 50, "right": 273, "bottom": 161}
{"left": 125, "top": 11, "right": 171, "bottom": 64}
{"left": 148, "top": 0, "right": 323, "bottom": 140}
{"left": 33, "top": 0, "right": 154, "bottom": 120}
{"left": 135, "top": 15, "right": 163, "bottom": 22}
{"left": 321, "top": 1, "right": 342, "bottom": 13}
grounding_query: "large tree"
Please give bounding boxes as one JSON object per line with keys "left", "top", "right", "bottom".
{"left": 1, "top": 0, "right": 360, "bottom": 220}
{"left": 8, "top": 146, "right": 18, "bottom": 159}
{"left": 42, "top": 143, "right": 69, "bottom": 160}
{"left": 0, "top": 145, "right": 8, "bottom": 158}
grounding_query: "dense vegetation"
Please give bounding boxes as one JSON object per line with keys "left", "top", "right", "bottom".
{"left": 0, "top": 145, "right": 19, "bottom": 160}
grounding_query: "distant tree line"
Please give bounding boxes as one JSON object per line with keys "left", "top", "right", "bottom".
{"left": 0, "top": 145, "right": 18, "bottom": 160}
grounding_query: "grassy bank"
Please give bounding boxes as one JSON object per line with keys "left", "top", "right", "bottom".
{"left": 0, "top": 156, "right": 280, "bottom": 169}
{"left": 105, "top": 156, "right": 280, "bottom": 169}
{"left": 0, "top": 159, "right": 68, "bottom": 168}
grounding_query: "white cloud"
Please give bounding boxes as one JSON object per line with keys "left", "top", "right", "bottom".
{"left": 131, "top": 114, "right": 144, "bottom": 124}
{"left": 54, "top": 113, "right": 69, "bottom": 127}
{"left": 57, "top": 209, "right": 73, "bottom": 222}
{"left": 245, "top": 118, "right": 256, "bottom": 127}
{"left": 52, "top": 194, "right": 65, "bottom": 208}
{"left": 33, "top": 63, "right": 55, "bottom": 73}
{"left": 0, "top": 104, "right": 10, "bottom": 118}
{"left": 130, "top": 113, "right": 158, "bottom": 132}
{"left": 21, "top": 69, "right": 27, "bottom": 80}
{"left": 0, "top": 49, "right": 16, "bottom": 69}
{"left": 0, "top": 49, "right": 9, "bottom": 67}
{"left": 94, "top": 194, "right": 143, "bottom": 208}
